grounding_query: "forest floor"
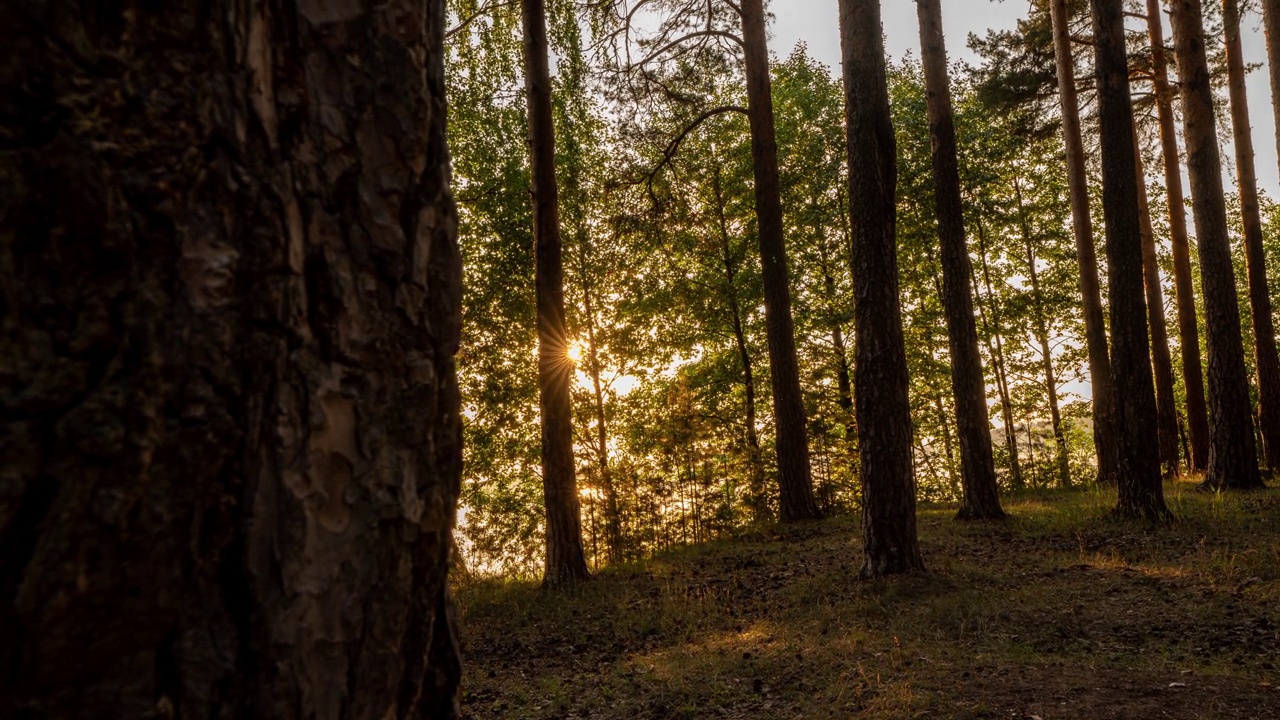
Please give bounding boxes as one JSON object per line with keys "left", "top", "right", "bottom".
{"left": 456, "top": 483, "right": 1280, "bottom": 719}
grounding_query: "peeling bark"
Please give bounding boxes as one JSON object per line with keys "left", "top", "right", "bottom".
{"left": 0, "top": 1, "right": 463, "bottom": 717}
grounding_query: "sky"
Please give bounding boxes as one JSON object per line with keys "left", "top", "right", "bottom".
{"left": 770, "top": 0, "right": 1280, "bottom": 198}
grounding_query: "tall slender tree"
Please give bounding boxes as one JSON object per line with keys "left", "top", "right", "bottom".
{"left": 1169, "top": 0, "right": 1264, "bottom": 490}
{"left": 1089, "top": 0, "right": 1170, "bottom": 519}
{"left": 740, "top": 0, "right": 823, "bottom": 521}
{"left": 1223, "top": 0, "right": 1280, "bottom": 473}
{"left": 1048, "top": 0, "right": 1121, "bottom": 486}
{"left": 841, "top": 0, "right": 925, "bottom": 576}
{"left": 916, "top": 0, "right": 1005, "bottom": 519}
{"left": 606, "top": 0, "right": 821, "bottom": 520}
{"left": 1, "top": 0, "right": 463, "bottom": 714}
{"left": 523, "top": 0, "right": 591, "bottom": 584}
{"left": 1146, "top": 0, "right": 1211, "bottom": 473}
{"left": 1134, "top": 137, "right": 1183, "bottom": 477}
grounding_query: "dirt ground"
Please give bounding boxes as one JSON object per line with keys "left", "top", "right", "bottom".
{"left": 457, "top": 486, "right": 1280, "bottom": 719}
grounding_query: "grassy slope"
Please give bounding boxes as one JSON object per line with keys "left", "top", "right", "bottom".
{"left": 457, "top": 484, "right": 1280, "bottom": 719}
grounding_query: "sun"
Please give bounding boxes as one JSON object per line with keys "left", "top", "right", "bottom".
{"left": 567, "top": 340, "right": 585, "bottom": 366}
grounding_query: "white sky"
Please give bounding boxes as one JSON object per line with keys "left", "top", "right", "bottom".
{"left": 771, "top": 0, "right": 1280, "bottom": 198}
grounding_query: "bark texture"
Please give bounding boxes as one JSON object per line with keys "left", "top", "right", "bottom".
{"left": 840, "top": 0, "right": 925, "bottom": 577}
{"left": 740, "top": 0, "right": 821, "bottom": 522}
{"left": 523, "top": 0, "right": 591, "bottom": 584}
{"left": 1089, "top": 0, "right": 1170, "bottom": 520}
{"left": 1224, "top": 0, "right": 1280, "bottom": 474}
{"left": 1134, "top": 140, "right": 1183, "bottom": 477}
{"left": 1147, "top": 0, "right": 1211, "bottom": 473}
{"left": 1049, "top": 0, "right": 1121, "bottom": 486}
{"left": 916, "top": 0, "right": 1005, "bottom": 520}
{"left": 1169, "top": 0, "right": 1263, "bottom": 489}
{"left": 0, "top": 1, "right": 463, "bottom": 717}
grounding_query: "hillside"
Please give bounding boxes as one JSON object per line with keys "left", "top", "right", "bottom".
{"left": 458, "top": 485, "right": 1280, "bottom": 719}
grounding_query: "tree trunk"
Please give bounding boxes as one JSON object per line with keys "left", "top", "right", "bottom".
{"left": 580, "top": 275, "right": 623, "bottom": 563}
{"left": 1147, "top": 0, "right": 1211, "bottom": 473}
{"left": 1090, "top": 0, "right": 1171, "bottom": 520}
{"left": 1224, "top": 0, "right": 1280, "bottom": 473}
{"left": 974, "top": 218, "right": 1025, "bottom": 489}
{"left": 916, "top": 0, "right": 1006, "bottom": 520}
{"left": 714, "top": 165, "right": 770, "bottom": 522}
{"left": 0, "top": 1, "right": 463, "bottom": 717}
{"left": 1133, "top": 134, "right": 1184, "bottom": 478}
{"left": 839, "top": 0, "right": 925, "bottom": 577}
{"left": 1014, "top": 178, "right": 1073, "bottom": 489}
{"left": 522, "top": 0, "right": 591, "bottom": 584}
{"left": 1049, "top": 0, "right": 1121, "bottom": 487}
{"left": 1169, "top": 0, "right": 1264, "bottom": 490}
{"left": 740, "top": 0, "right": 821, "bottom": 522}
{"left": 819, "top": 215, "right": 858, "bottom": 448}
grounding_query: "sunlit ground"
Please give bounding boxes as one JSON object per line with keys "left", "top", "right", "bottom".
{"left": 457, "top": 482, "right": 1280, "bottom": 719}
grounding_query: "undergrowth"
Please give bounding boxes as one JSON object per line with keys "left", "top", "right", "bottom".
{"left": 456, "top": 482, "right": 1280, "bottom": 719}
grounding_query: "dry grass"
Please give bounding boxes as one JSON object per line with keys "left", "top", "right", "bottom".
{"left": 456, "top": 482, "right": 1280, "bottom": 719}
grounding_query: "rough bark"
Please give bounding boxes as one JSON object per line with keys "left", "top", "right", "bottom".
{"left": 1049, "top": 0, "right": 1121, "bottom": 487}
{"left": 1224, "top": 0, "right": 1280, "bottom": 474}
{"left": 0, "top": 1, "right": 463, "bottom": 717}
{"left": 1133, "top": 136, "right": 1184, "bottom": 478}
{"left": 1169, "top": 0, "right": 1264, "bottom": 490}
{"left": 916, "top": 0, "right": 1005, "bottom": 520}
{"left": 1147, "top": 0, "right": 1211, "bottom": 473}
{"left": 740, "top": 0, "right": 821, "bottom": 522}
{"left": 1090, "top": 0, "right": 1171, "bottom": 520}
{"left": 840, "top": 0, "right": 925, "bottom": 577}
{"left": 522, "top": 0, "right": 591, "bottom": 584}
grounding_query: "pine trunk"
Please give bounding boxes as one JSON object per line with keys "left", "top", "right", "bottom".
{"left": 523, "top": 0, "right": 591, "bottom": 584}
{"left": 1147, "top": 0, "right": 1211, "bottom": 472}
{"left": 1134, "top": 136, "right": 1184, "bottom": 477}
{"left": 1090, "top": 0, "right": 1171, "bottom": 520}
{"left": 1169, "top": 0, "right": 1264, "bottom": 490}
{"left": 916, "top": 0, "right": 1005, "bottom": 520}
{"left": 1049, "top": 0, "right": 1121, "bottom": 486}
{"left": 0, "top": 1, "right": 463, "bottom": 717}
{"left": 739, "top": 0, "right": 821, "bottom": 522}
{"left": 840, "top": 0, "right": 925, "bottom": 577}
{"left": 1224, "top": 0, "right": 1280, "bottom": 474}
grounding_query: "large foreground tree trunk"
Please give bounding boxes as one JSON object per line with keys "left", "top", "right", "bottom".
{"left": 1224, "top": 0, "right": 1280, "bottom": 474}
{"left": 523, "top": 0, "right": 592, "bottom": 584}
{"left": 1089, "top": 0, "right": 1170, "bottom": 520}
{"left": 0, "top": 1, "right": 463, "bottom": 717}
{"left": 740, "top": 0, "right": 822, "bottom": 522}
{"left": 1169, "top": 0, "right": 1264, "bottom": 490}
{"left": 840, "top": 0, "right": 925, "bottom": 577}
{"left": 1048, "top": 0, "right": 1121, "bottom": 486}
{"left": 916, "top": 0, "right": 1005, "bottom": 521}
{"left": 1147, "top": 0, "right": 1211, "bottom": 473}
